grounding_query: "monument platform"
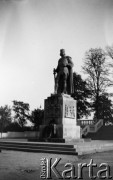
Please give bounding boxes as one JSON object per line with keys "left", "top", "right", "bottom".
{"left": 28, "top": 138, "right": 65, "bottom": 143}
{"left": 1, "top": 139, "right": 113, "bottom": 155}
{"left": 39, "top": 93, "right": 81, "bottom": 142}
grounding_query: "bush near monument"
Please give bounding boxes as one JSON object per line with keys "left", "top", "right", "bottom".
{"left": 4, "top": 122, "right": 32, "bottom": 132}
{"left": 92, "top": 94, "right": 113, "bottom": 124}
{"left": 30, "top": 108, "right": 44, "bottom": 130}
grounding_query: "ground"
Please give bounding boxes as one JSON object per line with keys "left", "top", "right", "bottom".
{"left": 0, "top": 150, "right": 113, "bottom": 180}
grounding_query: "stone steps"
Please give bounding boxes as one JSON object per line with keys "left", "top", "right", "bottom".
{"left": 0, "top": 141, "right": 78, "bottom": 155}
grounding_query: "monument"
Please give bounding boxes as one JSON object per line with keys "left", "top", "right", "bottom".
{"left": 39, "top": 49, "right": 80, "bottom": 142}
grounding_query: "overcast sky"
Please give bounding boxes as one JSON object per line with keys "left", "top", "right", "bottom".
{"left": 0, "top": 0, "right": 113, "bottom": 110}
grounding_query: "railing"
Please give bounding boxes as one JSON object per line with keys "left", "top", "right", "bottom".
{"left": 95, "top": 119, "right": 103, "bottom": 132}
{"left": 77, "top": 119, "right": 94, "bottom": 126}
{"left": 81, "top": 119, "right": 103, "bottom": 136}
{"left": 82, "top": 125, "right": 89, "bottom": 136}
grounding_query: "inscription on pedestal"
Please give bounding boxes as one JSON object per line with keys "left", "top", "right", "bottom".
{"left": 65, "top": 104, "right": 75, "bottom": 119}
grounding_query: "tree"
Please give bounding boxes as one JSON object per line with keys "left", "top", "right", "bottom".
{"left": 12, "top": 100, "right": 30, "bottom": 128}
{"left": 93, "top": 94, "right": 113, "bottom": 124}
{"left": 72, "top": 72, "right": 91, "bottom": 119}
{"left": 106, "top": 45, "right": 113, "bottom": 76}
{"left": 0, "top": 105, "right": 12, "bottom": 137}
{"left": 82, "top": 48, "right": 111, "bottom": 120}
{"left": 30, "top": 108, "right": 44, "bottom": 130}
{"left": 106, "top": 45, "right": 113, "bottom": 60}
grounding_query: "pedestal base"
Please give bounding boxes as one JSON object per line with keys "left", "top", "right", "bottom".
{"left": 63, "top": 124, "right": 80, "bottom": 141}
{"left": 38, "top": 94, "right": 81, "bottom": 142}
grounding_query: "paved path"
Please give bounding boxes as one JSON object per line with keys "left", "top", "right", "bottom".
{"left": 0, "top": 149, "right": 113, "bottom": 179}
{"left": 1, "top": 139, "right": 113, "bottom": 179}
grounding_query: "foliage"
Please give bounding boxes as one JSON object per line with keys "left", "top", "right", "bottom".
{"left": 0, "top": 105, "right": 12, "bottom": 135}
{"left": 30, "top": 108, "right": 44, "bottom": 130}
{"left": 93, "top": 94, "right": 113, "bottom": 124}
{"left": 82, "top": 48, "right": 111, "bottom": 119}
{"left": 106, "top": 45, "right": 113, "bottom": 82}
{"left": 12, "top": 100, "right": 30, "bottom": 128}
{"left": 72, "top": 72, "right": 91, "bottom": 119}
{"left": 4, "top": 122, "right": 22, "bottom": 132}
{"left": 106, "top": 45, "right": 113, "bottom": 60}
{"left": 4, "top": 122, "right": 32, "bottom": 132}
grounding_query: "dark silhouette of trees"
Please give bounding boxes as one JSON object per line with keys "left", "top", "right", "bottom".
{"left": 30, "top": 108, "right": 44, "bottom": 130}
{"left": 0, "top": 105, "right": 12, "bottom": 137}
{"left": 12, "top": 100, "right": 30, "bottom": 128}
{"left": 93, "top": 94, "right": 113, "bottom": 124}
{"left": 72, "top": 72, "right": 91, "bottom": 119}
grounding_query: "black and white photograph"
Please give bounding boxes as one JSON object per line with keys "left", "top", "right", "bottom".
{"left": 0, "top": 0, "right": 113, "bottom": 179}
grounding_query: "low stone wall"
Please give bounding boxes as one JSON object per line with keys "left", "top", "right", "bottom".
{"left": 0, "top": 131, "right": 39, "bottom": 138}
{"left": 0, "top": 133, "right": 7, "bottom": 138}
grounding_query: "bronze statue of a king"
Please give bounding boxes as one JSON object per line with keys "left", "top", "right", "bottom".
{"left": 53, "top": 49, "right": 74, "bottom": 95}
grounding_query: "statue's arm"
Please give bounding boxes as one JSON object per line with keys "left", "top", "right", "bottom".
{"left": 67, "top": 56, "right": 74, "bottom": 68}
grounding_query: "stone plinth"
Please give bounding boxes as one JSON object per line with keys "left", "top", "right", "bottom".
{"left": 39, "top": 94, "right": 80, "bottom": 141}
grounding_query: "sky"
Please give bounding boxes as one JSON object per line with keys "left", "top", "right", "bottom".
{"left": 0, "top": 0, "right": 113, "bottom": 110}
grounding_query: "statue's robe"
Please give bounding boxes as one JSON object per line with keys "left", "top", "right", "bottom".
{"left": 56, "top": 56, "right": 74, "bottom": 95}
{"left": 66, "top": 56, "right": 74, "bottom": 94}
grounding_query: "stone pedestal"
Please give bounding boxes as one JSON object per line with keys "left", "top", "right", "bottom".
{"left": 39, "top": 94, "right": 80, "bottom": 142}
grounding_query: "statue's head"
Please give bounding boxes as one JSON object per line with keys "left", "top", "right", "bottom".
{"left": 60, "top": 49, "right": 65, "bottom": 57}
